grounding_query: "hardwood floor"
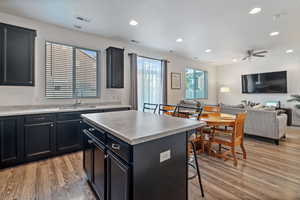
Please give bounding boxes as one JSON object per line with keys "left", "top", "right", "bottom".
{"left": 1, "top": 128, "right": 300, "bottom": 200}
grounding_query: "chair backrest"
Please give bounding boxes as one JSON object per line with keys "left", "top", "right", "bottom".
{"left": 173, "top": 105, "right": 203, "bottom": 120}
{"left": 143, "top": 103, "right": 158, "bottom": 113}
{"left": 233, "top": 112, "right": 247, "bottom": 140}
{"left": 203, "top": 105, "right": 221, "bottom": 113}
{"left": 158, "top": 104, "right": 177, "bottom": 115}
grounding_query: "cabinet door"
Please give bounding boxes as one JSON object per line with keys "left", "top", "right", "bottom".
{"left": 0, "top": 23, "right": 35, "bottom": 86}
{"left": 107, "top": 151, "right": 130, "bottom": 200}
{"left": 94, "top": 142, "right": 106, "bottom": 200}
{"left": 56, "top": 119, "right": 82, "bottom": 154}
{"left": 83, "top": 133, "right": 93, "bottom": 182}
{"left": 112, "top": 48, "right": 124, "bottom": 88}
{"left": 0, "top": 117, "right": 23, "bottom": 167}
{"left": 106, "top": 47, "right": 124, "bottom": 88}
{"left": 24, "top": 122, "right": 55, "bottom": 161}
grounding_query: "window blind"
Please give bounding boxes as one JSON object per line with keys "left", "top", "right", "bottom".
{"left": 45, "top": 42, "right": 99, "bottom": 99}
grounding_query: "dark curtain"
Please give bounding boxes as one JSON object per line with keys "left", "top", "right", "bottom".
{"left": 129, "top": 53, "right": 138, "bottom": 110}
{"left": 162, "top": 60, "right": 168, "bottom": 104}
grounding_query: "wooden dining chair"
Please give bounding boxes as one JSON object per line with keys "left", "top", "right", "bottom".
{"left": 203, "top": 105, "right": 221, "bottom": 113}
{"left": 143, "top": 103, "right": 158, "bottom": 114}
{"left": 209, "top": 112, "right": 247, "bottom": 166}
{"left": 158, "top": 104, "right": 177, "bottom": 116}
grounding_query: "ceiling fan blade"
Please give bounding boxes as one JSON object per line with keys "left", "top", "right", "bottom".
{"left": 253, "top": 55, "right": 265, "bottom": 57}
{"left": 254, "top": 50, "right": 268, "bottom": 54}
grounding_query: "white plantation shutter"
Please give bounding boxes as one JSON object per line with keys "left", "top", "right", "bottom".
{"left": 45, "top": 42, "right": 99, "bottom": 98}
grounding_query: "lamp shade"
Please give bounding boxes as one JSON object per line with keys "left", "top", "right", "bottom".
{"left": 220, "top": 86, "right": 230, "bottom": 93}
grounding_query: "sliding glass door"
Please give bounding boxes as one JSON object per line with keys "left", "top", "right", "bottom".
{"left": 137, "top": 56, "right": 163, "bottom": 111}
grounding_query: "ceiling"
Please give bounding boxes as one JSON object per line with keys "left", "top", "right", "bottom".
{"left": 0, "top": 0, "right": 299, "bottom": 66}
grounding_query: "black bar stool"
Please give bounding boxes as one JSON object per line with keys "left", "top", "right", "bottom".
{"left": 143, "top": 103, "right": 158, "bottom": 113}
{"left": 173, "top": 106, "right": 205, "bottom": 197}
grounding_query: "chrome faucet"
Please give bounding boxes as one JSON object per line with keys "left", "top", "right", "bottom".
{"left": 73, "top": 91, "right": 82, "bottom": 107}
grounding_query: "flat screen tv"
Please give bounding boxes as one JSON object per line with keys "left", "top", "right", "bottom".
{"left": 242, "top": 71, "right": 287, "bottom": 93}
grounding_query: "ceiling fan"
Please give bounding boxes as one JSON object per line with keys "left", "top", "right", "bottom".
{"left": 242, "top": 49, "right": 268, "bottom": 61}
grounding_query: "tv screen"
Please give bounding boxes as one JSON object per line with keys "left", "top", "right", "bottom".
{"left": 242, "top": 71, "right": 287, "bottom": 93}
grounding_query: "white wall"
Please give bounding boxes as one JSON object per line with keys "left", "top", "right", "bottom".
{"left": 0, "top": 12, "right": 217, "bottom": 107}
{"left": 216, "top": 51, "right": 300, "bottom": 125}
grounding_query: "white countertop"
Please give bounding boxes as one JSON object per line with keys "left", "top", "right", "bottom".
{"left": 82, "top": 110, "right": 206, "bottom": 145}
{"left": 0, "top": 104, "right": 131, "bottom": 117}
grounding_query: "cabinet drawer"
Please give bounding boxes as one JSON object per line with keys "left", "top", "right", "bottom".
{"left": 83, "top": 123, "right": 106, "bottom": 144}
{"left": 57, "top": 112, "right": 81, "bottom": 121}
{"left": 25, "top": 114, "right": 55, "bottom": 124}
{"left": 107, "top": 134, "right": 131, "bottom": 163}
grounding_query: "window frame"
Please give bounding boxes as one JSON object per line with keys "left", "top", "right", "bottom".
{"left": 185, "top": 67, "right": 208, "bottom": 100}
{"left": 45, "top": 41, "right": 100, "bottom": 99}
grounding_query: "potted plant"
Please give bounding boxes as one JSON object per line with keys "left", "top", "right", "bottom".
{"left": 287, "top": 94, "right": 300, "bottom": 109}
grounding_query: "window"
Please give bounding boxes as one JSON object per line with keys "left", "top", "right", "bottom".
{"left": 46, "top": 42, "right": 99, "bottom": 98}
{"left": 137, "top": 56, "right": 163, "bottom": 111}
{"left": 185, "top": 68, "right": 208, "bottom": 99}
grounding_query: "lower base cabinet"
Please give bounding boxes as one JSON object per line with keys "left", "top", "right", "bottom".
{"left": 24, "top": 122, "right": 55, "bottom": 161}
{"left": 94, "top": 141, "right": 106, "bottom": 200}
{"left": 56, "top": 119, "right": 83, "bottom": 154}
{"left": 0, "top": 117, "right": 24, "bottom": 167}
{"left": 0, "top": 107, "right": 130, "bottom": 169}
{"left": 106, "top": 151, "right": 130, "bottom": 200}
{"left": 83, "top": 131, "right": 130, "bottom": 200}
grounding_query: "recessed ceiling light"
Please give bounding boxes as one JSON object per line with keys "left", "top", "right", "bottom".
{"left": 129, "top": 20, "right": 138, "bottom": 26}
{"left": 232, "top": 58, "right": 238, "bottom": 62}
{"left": 205, "top": 49, "right": 212, "bottom": 53}
{"left": 270, "top": 31, "right": 280, "bottom": 36}
{"left": 176, "top": 38, "right": 183, "bottom": 43}
{"left": 249, "top": 7, "right": 262, "bottom": 15}
{"left": 286, "top": 49, "right": 294, "bottom": 53}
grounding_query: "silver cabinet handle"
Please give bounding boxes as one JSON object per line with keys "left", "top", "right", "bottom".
{"left": 88, "top": 128, "right": 95, "bottom": 132}
{"left": 112, "top": 143, "right": 120, "bottom": 150}
{"left": 50, "top": 123, "right": 54, "bottom": 127}
{"left": 88, "top": 140, "right": 93, "bottom": 144}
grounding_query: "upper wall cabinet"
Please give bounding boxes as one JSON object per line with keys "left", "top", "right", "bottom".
{"left": 106, "top": 47, "right": 124, "bottom": 88}
{"left": 0, "top": 23, "right": 36, "bottom": 86}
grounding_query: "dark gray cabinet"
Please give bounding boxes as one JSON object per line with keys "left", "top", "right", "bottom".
{"left": 83, "top": 124, "right": 131, "bottom": 200}
{"left": 0, "top": 23, "right": 36, "bottom": 86}
{"left": 106, "top": 47, "right": 124, "bottom": 88}
{"left": 107, "top": 151, "right": 130, "bottom": 200}
{"left": 83, "top": 133, "right": 94, "bottom": 182}
{"left": 56, "top": 119, "right": 83, "bottom": 153}
{"left": 24, "top": 121, "right": 55, "bottom": 161}
{"left": 0, "top": 116, "right": 24, "bottom": 167}
{"left": 94, "top": 141, "right": 106, "bottom": 200}
{"left": 0, "top": 107, "right": 130, "bottom": 169}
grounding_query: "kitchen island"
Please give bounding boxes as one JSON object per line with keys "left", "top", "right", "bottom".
{"left": 81, "top": 110, "right": 206, "bottom": 200}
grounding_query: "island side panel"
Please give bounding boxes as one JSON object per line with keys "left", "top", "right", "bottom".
{"left": 132, "top": 132, "right": 187, "bottom": 200}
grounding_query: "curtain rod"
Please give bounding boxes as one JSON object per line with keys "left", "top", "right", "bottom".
{"left": 128, "top": 53, "right": 170, "bottom": 63}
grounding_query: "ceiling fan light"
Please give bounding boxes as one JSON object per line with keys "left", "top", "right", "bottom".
{"left": 249, "top": 7, "right": 262, "bottom": 15}
{"left": 270, "top": 32, "right": 280, "bottom": 36}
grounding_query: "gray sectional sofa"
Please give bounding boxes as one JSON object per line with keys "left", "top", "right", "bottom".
{"left": 220, "top": 106, "right": 287, "bottom": 145}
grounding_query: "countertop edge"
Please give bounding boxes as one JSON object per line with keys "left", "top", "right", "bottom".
{"left": 82, "top": 115, "right": 206, "bottom": 145}
{"left": 0, "top": 105, "right": 131, "bottom": 117}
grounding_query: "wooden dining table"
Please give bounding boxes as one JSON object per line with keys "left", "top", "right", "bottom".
{"left": 200, "top": 112, "right": 236, "bottom": 126}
